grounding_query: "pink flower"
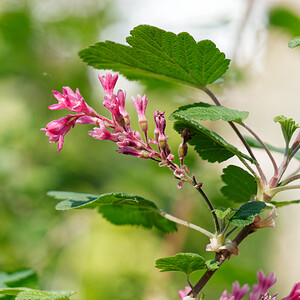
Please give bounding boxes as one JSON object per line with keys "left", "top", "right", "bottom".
{"left": 253, "top": 206, "right": 277, "bottom": 229}
{"left": 117, "top": 146, "right": 151, "bottom": 158}
{"left": 117, "top": 90, "right": 130, "bottom": 127}
{"left": 206, "top": 234, "right": 239, "bottom": 257}
{"left": 282, "top": 282, "right": 300, "bottom": 300}
{"left": 50, "top": 87, "right": 96, "bottom": 116}
{"left": 88, "top": 121, "right": 120, "bottom": 142}
{"left": 154, "top": 110, "right": 170, "bottom": 157}
{"left": 103, "top": 94, "right": 125, "bottom": 127}
{"left": 249, "top": 270, "right": 277, "bottom": 300}
{"left": 220, "top": 281, "right": 250, "bottom": 300}
{"left": 98, "top": 73, "right": 118, "bottom": 97}
{"left": 132, "top": 94, "right": 148, "bottom": 134}
{"left": 41, "top": 114, "right": 82, "bottom": 152}
{"left": 178, "top": 286, "right": 191, "bottom": 300}
{"left": 76, "top": 116, "right": 99, "bottom": 125}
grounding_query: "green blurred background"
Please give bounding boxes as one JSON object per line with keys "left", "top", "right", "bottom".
{"left": 1, "top": 0, "right": 300, "bottom": 299}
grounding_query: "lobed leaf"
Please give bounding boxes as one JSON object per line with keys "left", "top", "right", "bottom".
{"left": 48, "top": 191, "right": 177, "bottom": 233}
{"left": 221, "top": 165, "right": 257, "bottom": 203}
{"left": 173, "top": 115, "right": 255, "bottom": 163}
{"left": 79, "top": 25, "right": 230, "bottom": 89}
{"left": 244, "top": 136, "right": 300, "bottom": 161}
{"left": 155, "top": 253, "right": 206, "bottom": 275}
{"left": 274, "top": 115, "right": 299, "bottom": 144}
{"left": 170, "top": 102, "right": 248, "bottom": 123}
{"left": 229, "top": 201, "right": 266, "bottom": 227}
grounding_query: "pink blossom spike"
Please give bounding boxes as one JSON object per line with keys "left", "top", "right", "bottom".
{"left": 178, "top": 286, "right": 192, "bottom": 300}
{"left": 50, "top": 87, "right": 97, "bottom": 116}
{"left": 41, "top": 114, "right": 83, "bottom": 152}
{"left": 132, "top": 94, "right": 148, "bottom": 134}
{"left": 98, "top": 73, "right": 118, "bottom": 97}
{"left": 282, "top": 282, "right": 300, "bottom": 300}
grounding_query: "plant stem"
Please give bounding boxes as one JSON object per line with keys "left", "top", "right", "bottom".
{"left": 225, "top": 226, "right": 238, "bottom": 238}
{"left": 280, "top": 174, "right": 300, "bottom": 186}
{"left": 242, "top": 122, "right": 278, "bottom": 176}
{"left": 237, "top": 156, "right": 258, "bottom": 178}
{"left": 189, "top": 224, "right": 255, "bottom": 297}
{"left": 159, "top": 210, "right": 214, "bottom": 238}
{"left": 204, "top": 88, "right": 266, "bottom": 184}
{"left": 270, "top": 184, "right": 300, "bottom": 195}
{"left": 193, "top": 177, "right": 220, "bottom": 233}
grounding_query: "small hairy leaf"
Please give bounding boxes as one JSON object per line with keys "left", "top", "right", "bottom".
{"left": 270, "top": 200, "right": 300, "bottom": 208}
{"left": 213, "top": 208, "right": 235, "bottom": 220}
{"left": 79, "top": 25, "right": 230, "bottom": 89}
{"left": 155, "top": 253, "right": 206, "bottom": 275}
{"left": 244, "top": 136, "right": 300, "bottom": 160}
{"left": 221, "top": 165, "right": 257, "bottom": 203}
{"left": 173, "top": 115, "right": 255, "bottom": 163}
{"left": 170, "top": 102, "right": 248, "bottom": 123}
{"left": 205, "top": 260, "right": 219, "bottom": 271}
{"left": 48, "top": 191, "right": 177, "bottom": 233}
{"left": 229, "top": 201, "right": 266, "bottom": 227}
{"left": 274, "top": 115, "right": 299, "bottom": 144}
{"left": 289, "top": 38, "right": 300, "bottom": 48}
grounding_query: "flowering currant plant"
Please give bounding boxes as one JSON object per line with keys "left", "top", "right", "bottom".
{"left": 42, "top": 26, "right": 300, "bottom": 299}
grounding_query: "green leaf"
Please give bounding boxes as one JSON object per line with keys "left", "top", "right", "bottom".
{"left": 221, "top": 165, "right": 257, "bottom": 203}
{"left": 269, "top": 7, "right": 300, "bottom": 37}
{"left": 170, "top": 102, "right": 249, "bottom": 123}
{"left": 229, "top": 201, "right": 266, "bottom": 227}
{"left": 289, "top": 38, "right": 300, "bottom": 48}
{"left": 79, "top": 25, "right": 230, "bottom": 89}
{"left": 48, "top": 191, "right": 177, "bottom": 233}
{"left": 274, "top": 115, "right": 299, "bottom": 144}
{"left": 270, "top": 200, "right": 300, "bottom": 208}
{"left": 213, "top": 208, "right": 236, "bottom": 220}
{"left": 244, "top": 136, "right": 300, "bottom": 160}
{"left": 155, "top": 253, "right": 206, "bottom": 275}
{"left": 0, "top": 270, "right": 38, "bottom": 289}
{"left": 205, "top": 260, "right": 219, "bottom": 271}
{"left": 0, "top": 288, "right": 75, "bottom": 300}
{"left": 173, "top": 115, "right": 255, "bottom": 163}
{"left": 16, "top": 290, "right": 76, "bottom": 300}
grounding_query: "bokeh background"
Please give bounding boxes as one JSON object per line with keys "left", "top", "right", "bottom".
{"left": 1, "top": 0, "right": 300, "bottom": 298}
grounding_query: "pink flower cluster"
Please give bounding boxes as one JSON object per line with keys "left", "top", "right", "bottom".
{"left": 42, "top": 73, "right": 190, "bottom": 185}
{"left": 178, "top": 270, "right": 300, "bottom": 300}
{"left": 219, "top": 270, "right": 300, "bottom": 300}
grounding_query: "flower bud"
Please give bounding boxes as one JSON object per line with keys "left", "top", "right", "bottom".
{"left": 178, "top": 142, "right": 188, "bottom": 158}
